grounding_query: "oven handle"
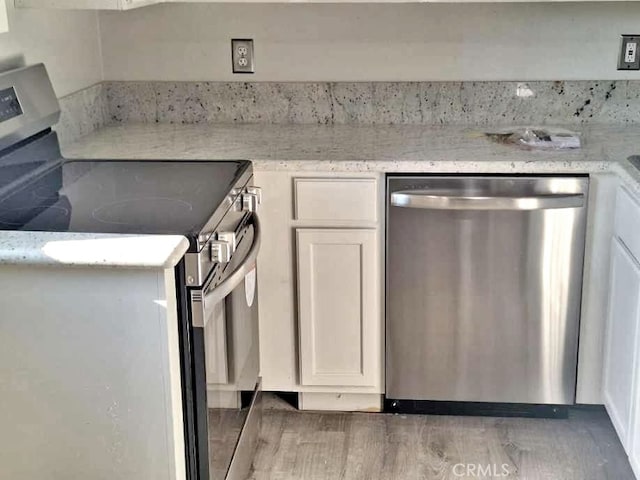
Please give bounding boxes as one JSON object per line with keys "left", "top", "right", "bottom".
{"left": 190, "top": 214, "right": 261, "bottom": 328}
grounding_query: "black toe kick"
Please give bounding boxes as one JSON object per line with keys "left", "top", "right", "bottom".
{"left": 384, "top": 398, "right": 569, "bottom": 419}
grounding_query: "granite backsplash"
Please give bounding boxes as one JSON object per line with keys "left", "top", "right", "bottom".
{"left": 104, "top": 81, "right": 640, "bottom": 126}
{"left": 56, "top": 80, "right": 640, "bottom": 145}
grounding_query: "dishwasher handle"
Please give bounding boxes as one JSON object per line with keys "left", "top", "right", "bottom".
{"left": 390, "top": 191, "right": 585, "bottom": 211}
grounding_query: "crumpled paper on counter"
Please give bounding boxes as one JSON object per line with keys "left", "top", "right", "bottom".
{"left": 485, "top": 127, "right": 581, "bottom": 150}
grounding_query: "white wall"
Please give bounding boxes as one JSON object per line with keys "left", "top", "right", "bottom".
{"left": 0, "top": 2, "right": 637, "bottom": 94}
{"left": 0, "top": 1, "right": 102, "bottom": 96}
{"left": 100, "top": 2, "right": 640, "bottom": 82}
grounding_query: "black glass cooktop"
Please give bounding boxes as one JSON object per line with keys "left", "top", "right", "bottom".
{"left": 0, "top": 159, "right": 250, "bottom": 238}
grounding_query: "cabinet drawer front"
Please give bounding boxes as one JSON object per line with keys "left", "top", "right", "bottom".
{"left": 294, "top": 178, "right": 377, "bottom": 222}
{"left": 616, "top": 187, "right": 640, "bottom": 262}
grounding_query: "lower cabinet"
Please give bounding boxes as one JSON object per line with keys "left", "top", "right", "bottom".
{"left": 254, "top": 171, "right": 384, "bottom": 410}
{"left": 604, "top": 186, "right": 640, "bottom": 478}
{"left": 603, "top": 237, "right": 640, "bottom": 451}
{"left": 296, "top": 228, "right": 379, "bottom": 387}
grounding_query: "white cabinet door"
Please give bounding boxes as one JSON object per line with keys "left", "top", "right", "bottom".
{"left": 631, "top": 354, "right": 640, "bottom": 478}
{"left": 603, "top": 237, "right": 640, "bottom": 452}
{"left": 0, "top": 0, "right": 7, "bottom": 33}
{"left": 296, "top": 228, "right": 379, "bottom": 387}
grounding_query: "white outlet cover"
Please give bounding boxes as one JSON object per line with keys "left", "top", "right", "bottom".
{"left": 231, "top": 39, "right": 254, "bottom": 74}
{"left": 619, "top": 35, "right": 640, "bottom": 70}
{"left": 625, "top": 42, "right": 637, "bottom": 63}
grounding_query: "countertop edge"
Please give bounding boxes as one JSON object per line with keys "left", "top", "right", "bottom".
{"left": 0, "top": 232, "right": 190, "bottom": 269}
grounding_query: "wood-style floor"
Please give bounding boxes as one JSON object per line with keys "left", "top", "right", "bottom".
{"left": 248, "top": 394, "right": 634, "bottom": 480}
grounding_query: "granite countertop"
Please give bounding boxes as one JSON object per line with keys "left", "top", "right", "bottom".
{"left": 62, "top": 122, "right": 640, "bottom": 189}
{"left": 5, "top": 121, "right": 639, "bottom": 268}
{"left": 0, "top": 232, "right": 189, "bottom": 269}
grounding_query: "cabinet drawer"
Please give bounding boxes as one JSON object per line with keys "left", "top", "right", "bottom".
{"left": 615, "top": 187, "right": 640, "bottom": 262}
{"left": 294, "top": 178, "right": 377, "bottom": 222}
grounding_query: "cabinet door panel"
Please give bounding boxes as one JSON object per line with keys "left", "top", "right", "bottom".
{"left": 0, "top": 0, "right": 7, "bottom": 33}
{"left": 603, "top": 237, "right": 640, "bottom": 451}
{"left": 615, "top": 187, "right": 640, "bottom": 263}
{"left": 297, "top": 228, "right": 378, "bottom": 387}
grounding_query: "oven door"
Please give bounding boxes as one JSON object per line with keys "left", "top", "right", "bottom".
{"left": 189, "top": 213, "right": 261, "bottom": 480}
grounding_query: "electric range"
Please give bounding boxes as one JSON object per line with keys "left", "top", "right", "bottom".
{"left": 0, "top": 64, "right": 262, "bottom": 480}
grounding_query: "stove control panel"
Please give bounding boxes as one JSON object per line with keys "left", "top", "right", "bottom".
{"left": 0, "top": 87, "right": 23, "bottom": 123}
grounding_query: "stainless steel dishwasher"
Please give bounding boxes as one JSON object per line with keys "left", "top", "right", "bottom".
{"left": 385, "top": 175, "right": 589, "bottom": 417}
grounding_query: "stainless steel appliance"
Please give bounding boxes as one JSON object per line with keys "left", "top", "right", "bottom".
{"left": 0, "top": 64, "right": 261, "bottom": 480}
{"left": 386, "top": 175, "right": 589, "bottom": 417}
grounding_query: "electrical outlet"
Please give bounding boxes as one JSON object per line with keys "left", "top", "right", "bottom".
{"left": 618, "top": 35, "right": 640, "bottom": 70}
{"left": 231, "top": 39, "right": 254, "bottom": 74}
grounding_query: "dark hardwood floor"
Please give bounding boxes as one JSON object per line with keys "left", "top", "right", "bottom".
{"left": 247, "top": 394, "right": 634, "bottom": 480}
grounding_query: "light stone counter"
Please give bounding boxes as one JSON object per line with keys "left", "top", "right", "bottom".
{"left": 61, "top": 123, "right": 611, "bottom": 166}
{"left": 62, "top": 122, "right": 640, "bottom": 192}
{"left": 9, "top": 122, "right": 638, "bottom": 268}
{"left": 0, "top": 231, "right": 189, "bottom": 268}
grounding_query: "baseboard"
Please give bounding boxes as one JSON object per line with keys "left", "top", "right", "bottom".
{"left": 298, "top": 392, "right": 383, "bottom": 412}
